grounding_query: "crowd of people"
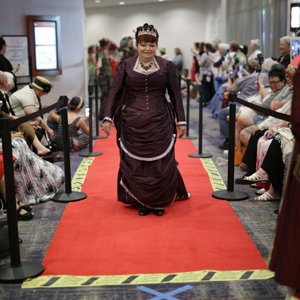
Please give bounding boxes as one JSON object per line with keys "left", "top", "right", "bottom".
{"left": 1, "top": 25, "right": 300, "bottom": 296}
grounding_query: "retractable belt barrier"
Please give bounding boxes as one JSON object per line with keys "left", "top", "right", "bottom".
{"left": 0, "top": 95, "right": 86, "bottom": 283}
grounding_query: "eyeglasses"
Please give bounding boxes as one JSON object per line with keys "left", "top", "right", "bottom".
{"left": 269, "top": 80, "right": 282, "bottom": 85}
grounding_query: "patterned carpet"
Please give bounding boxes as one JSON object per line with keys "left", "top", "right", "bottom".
{"left": 0, "top": 99, "right": 286, "bottom": 299}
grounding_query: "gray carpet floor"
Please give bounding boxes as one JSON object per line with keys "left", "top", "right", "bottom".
{"left": 0, "top": 99, "right": 286, "bottom": 299}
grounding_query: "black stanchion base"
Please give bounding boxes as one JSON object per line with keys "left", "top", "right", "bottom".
{"left": 52, "top": 191, "right": 87, "bottom": 203}
{"left": 93, "top": 135, "right": 107, "bottom": 139}
{"left": 79, "top": 152, "right": 102, "bottom": 157}
{"left": 180, "top": 136, "right": 197, "bottom": 140}
{"left": 0, "top": 262, "right": 44, "bottom": 283}
{"left": 212, "top": 190, "right": 249, "bottom": 201}
{"left": 188, "top": 153, "right": 213, "bottom": 158}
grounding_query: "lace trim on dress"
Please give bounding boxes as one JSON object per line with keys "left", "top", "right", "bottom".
{"left": 120, "top": 178, "right": 160, "bottom": 209}
{"left": 119, "top": 134, "right": 176, "bottom": 161}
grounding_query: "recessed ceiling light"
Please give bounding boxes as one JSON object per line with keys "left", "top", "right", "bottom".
{"left": 119, "top": 1, "right": 125, "bottom": 4}
{"left": 158, "top": 0, "right": 165, "bottom": 2}
{"left": 95, "top": 0, "right": 101, "bottom": 3}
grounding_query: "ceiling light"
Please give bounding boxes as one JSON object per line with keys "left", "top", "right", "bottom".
{"left": 95, "top": 0, "right": 101, "bottom": 3}
{"left": 119, "top": 1, "right": 125, "bottom": 4}
{"left": 158, "top": 0, "right": 165, "bottom": 2}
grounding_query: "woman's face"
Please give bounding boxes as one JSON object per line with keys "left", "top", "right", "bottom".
{"left": 137, "top": 41, "right": 157, "bottom": 61}
{"left": 269, "top": 76, "right": 285, "bottom": 92}
{"left": 279, "top": 40, "right": 290, "bottom": 56}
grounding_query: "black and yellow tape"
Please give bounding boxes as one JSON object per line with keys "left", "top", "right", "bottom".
{"left": 22, "top": 270, "right": 274, "bottom": 288}
{"left": 71, "top": 157, "right": 94, "bottom": 191}
{"left": 200, "top": 158, "right": 227, "bottom": 191}
{"left": 22, "top": 158, "right": 272, "bottom": 289}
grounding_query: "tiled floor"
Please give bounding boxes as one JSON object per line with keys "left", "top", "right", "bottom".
{"left": 0, "top": 99, "right": 286, "bottom": 299}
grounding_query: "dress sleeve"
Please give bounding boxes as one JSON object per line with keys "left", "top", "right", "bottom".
{"left": 291, "top": 68, "right": 300, "bottom": 140}
{"left": 166, "top": 61, "right": 186, "bottom": 124}
{"left": 103, "top": 61, "right": 126, "bottom": 121}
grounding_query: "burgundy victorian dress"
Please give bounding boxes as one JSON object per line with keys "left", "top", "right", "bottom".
{"left": 269, "top": 67, "right": 300, "bottom": 289}
{"left": 104, "top": 55, "right": 188, "bottom": 209}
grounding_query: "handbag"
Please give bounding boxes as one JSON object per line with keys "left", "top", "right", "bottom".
{"left": 0, "top": 198, "right": 9, "bottom": 258}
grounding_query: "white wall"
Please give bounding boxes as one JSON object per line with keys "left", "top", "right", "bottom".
{"left": 0, "top": 0, "right": 86, "bottom": 104}
{"left": 85, "top": 0, "right": 225, "bottom": 70}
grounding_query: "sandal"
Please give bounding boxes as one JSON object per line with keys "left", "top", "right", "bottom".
{"left": 243, "top": 172, "right": 269, "bottom": 183}
{"left": 176, "top": 192, "right": 191, "bottom": 201}
{"left": 250, "top": 183, "right": 258, "bottom": 188}
{"left": 255, "top": 188, "right": 267, "bottom": 196}
{"left": 254, "top": 191, "right": 281, "bottom": 201}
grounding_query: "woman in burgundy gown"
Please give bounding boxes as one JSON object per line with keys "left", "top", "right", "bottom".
{"left": 102, "top": 23, "right": 189, "bottom": 216}
{"left": 269, "top": 66, "right": 300, "bottom": 297}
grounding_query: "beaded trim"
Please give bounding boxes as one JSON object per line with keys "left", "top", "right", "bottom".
{"left": 120, "top": 178, "right": 160, "bottom": 209}
{"left": 119, "top": 134, "right": 176, "bottom": 161}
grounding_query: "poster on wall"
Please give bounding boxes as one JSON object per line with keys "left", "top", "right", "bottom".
{"left": 34, "top": 21, "right": 58, "bottom": 70}
{"left": 2, "top": 35, "right": 30, "bottom": 77}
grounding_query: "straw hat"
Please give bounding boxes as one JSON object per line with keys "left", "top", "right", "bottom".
{"left": 32, "top": 76, "right": 52, "bottom": 93}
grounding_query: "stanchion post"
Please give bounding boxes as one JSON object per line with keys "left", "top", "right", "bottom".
{"left": 79, "top": 91, "right": 102, "bottom": 157}
{"left": 188, "top": 89, "right": 212, "bottom": 158}
{"left": 93, "top": 78, "right": 107, "bottom": 140}
{"left": 181, "top": 78, "right": 196, "bottom": 140}
{"left": 52, "top": 96, "right": 87, "bottom": 203}
{"left": 212, "top": 93, "right": 248, "bottom": 201}
{"left": 0, "top": 118, "right": 44, "bottom": 283}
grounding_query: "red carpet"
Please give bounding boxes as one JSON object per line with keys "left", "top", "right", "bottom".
{"left": 43, "top": 131, "right": 266, "bottom": 276}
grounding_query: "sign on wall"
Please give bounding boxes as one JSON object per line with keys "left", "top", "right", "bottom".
{"left": 2, "top": 35, "right": 30, "bottom": 77}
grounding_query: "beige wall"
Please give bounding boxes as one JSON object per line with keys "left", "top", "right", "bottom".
{"left": 0, "top": 0, "right": 86, "bottom": 105}
{"left": 85, "top": 0, "right": 225, "bottom": 70}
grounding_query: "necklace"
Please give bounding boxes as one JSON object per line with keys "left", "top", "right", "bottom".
{"left": 140, "top": 61, "right": 153, "bottom": 71}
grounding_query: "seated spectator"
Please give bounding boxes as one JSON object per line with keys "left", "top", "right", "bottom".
{"left": 276, "top": 36, "right": 291, "bottom": 68}
{"left": 0, "top": 71, "right": 51, "bottom": 156}
{"left": 48, "top": 96, "right": 89, "bottom": 151}
{"left": 248, "top": 39, "right": 262, "bottom": 62}
{"left": 243, "top": 125, "right": 294, "bottom": 201}
{"left": 236, "top": 65, "right": 297, "bottom": 193}
{"left": 217, "top": 59, "right": 261, "bottom": 150}
{"left": 9, "top": 76, "right": 55, "bottom": 154}
{"left": 0, "top": 136, "right": 64, "bottom": 220}
{"left": 237, "top": 64, "right": 287, "bottom": 152}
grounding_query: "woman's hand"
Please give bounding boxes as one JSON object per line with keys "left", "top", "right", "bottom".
{"left": 177, "top": 125, "right": 186, "bottom": 138}
{"left": 102, "top": 121, "right": 113, "bottom": 136}
{"left": 263, "top": 129, "right": 274, "bottom": 139}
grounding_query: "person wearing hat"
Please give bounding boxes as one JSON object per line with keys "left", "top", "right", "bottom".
{"left": 9, "top": 76, "right": 55, "bottom": 155}
{"left": 159, "top": 47, "right": 168, "bottom": 60}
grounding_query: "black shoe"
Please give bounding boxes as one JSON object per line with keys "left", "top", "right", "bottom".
{"left": 218, "top": 140, "right": 229, "bottom": 150}
{"left": 17, "top": 207, "right": 34, "bottom": 221}
{"left": 176, "top": 192, "right": 191, "bottom": 201}
{"left": 138, "top": 206, "right": 151, "bottom": 216}
{"left": 152, "top": 208, "right": 165, "bottom": 216}
{"left": 17, "top": 202, "right": 32, "bottom": 212}
{"left": 274, "top": 209, "right": 279, "bottom": 215}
